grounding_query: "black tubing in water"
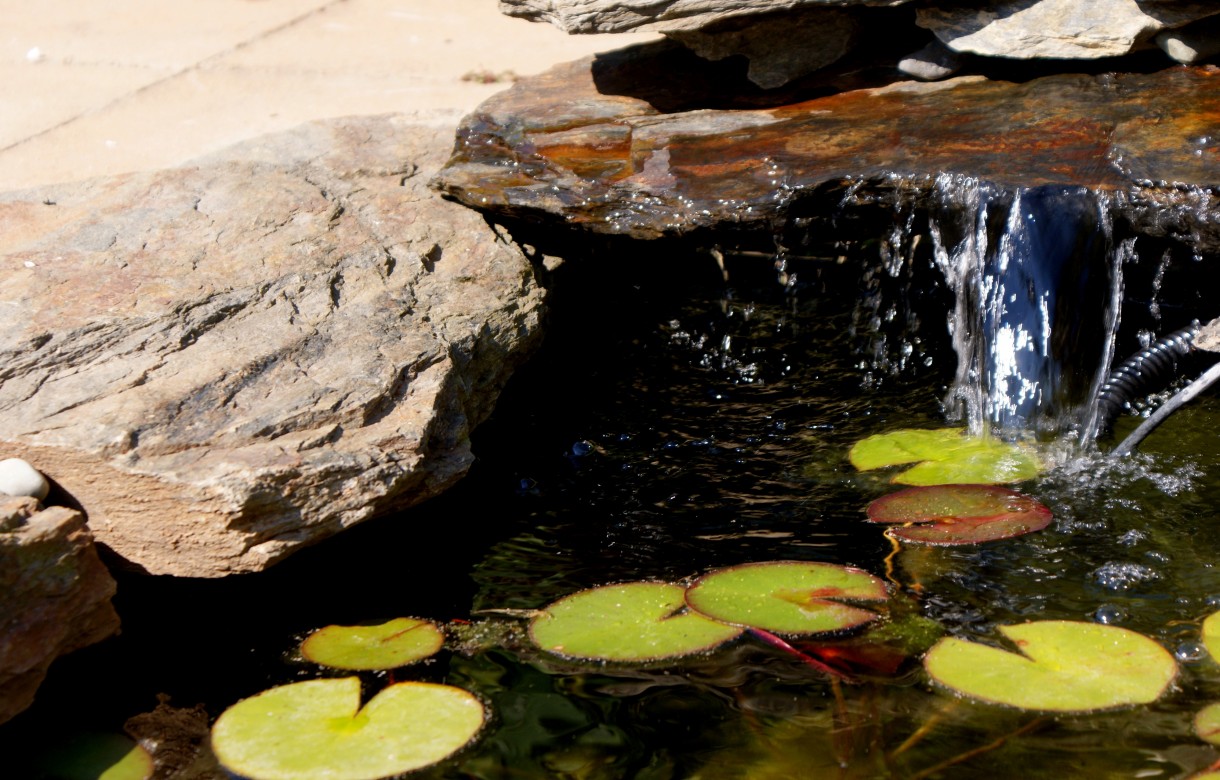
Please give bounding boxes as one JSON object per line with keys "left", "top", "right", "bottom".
{"left": 1093, "top": 324, "right": 1205, "bottom": 437}
{"left": 1113, "top": 361, "right": 1220, "bottom": 456}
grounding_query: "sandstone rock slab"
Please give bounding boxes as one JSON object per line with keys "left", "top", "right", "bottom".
{"left": 0, "top": 117, "right": 547, "bottom": 576}
{"left": 499, "top": 0, "right": 911, "bottom": 34}
{"left": 0, "top": 496, "right": 119, "bottom": 724}
{"left": 433, "top": 43, "right": 1220, "bottom": 248}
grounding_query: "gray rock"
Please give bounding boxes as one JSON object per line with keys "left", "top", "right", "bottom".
{"left": 897, "top": 40, "right": 963, "bottom": 80}
{"left": 1156, "top": 14, "right": 1220, "bottom": 63}
{"left": 0, "top": 117, "right": 547, "bottom": 577}
{"left": 0, "top": 457, "right": 49, "bottom": 500}
{"left": 0, "top": 496, "right": 119, "bottom": 724}
{"left": 917, "top": 0, "right": 1220, "bottom": 60}
{"left": 499, "top": 0, "right": 911, "bottom": 34}
{"left": 665, "top": 7, "right": 857, "bottom": 88}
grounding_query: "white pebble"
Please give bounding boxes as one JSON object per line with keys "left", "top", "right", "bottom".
{"left": 25, "top": 47, "right": 45, "bottom": 63}
{"left": 0, "top": 458, "right": 50, "bottom": 500}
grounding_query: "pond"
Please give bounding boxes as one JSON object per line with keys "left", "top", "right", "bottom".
{"left": 9, "top": 224, "right": 1220, "bottom": 779}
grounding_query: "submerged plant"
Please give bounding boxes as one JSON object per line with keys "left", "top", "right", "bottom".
{"left": 211, "top": 677, "right": 485, "bottom": 780}
{"left": 849, "top": 428, "right": 1041, "bottom": 485}
{"left": 923, "top": 620, "right": 1177, "bottom": 712}
{"left": 865, "top": 484, "right": 1053, "bottom": 545}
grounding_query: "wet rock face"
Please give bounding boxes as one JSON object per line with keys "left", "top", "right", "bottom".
{"left": 0, "top": 117, "right": 547, "bottom": 577}
{"left": 0, "top": 496, "right": 119, "bottom": 725}
{"left": 433, "top": 43, "right": 1220, "bottom": 248}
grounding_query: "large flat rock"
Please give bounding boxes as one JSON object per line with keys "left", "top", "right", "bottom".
{"left": 0, "top": 117, "right": 547, "bottom": 577}
{"left": 433, "top": 42, "right": 1220, "bottom": 247}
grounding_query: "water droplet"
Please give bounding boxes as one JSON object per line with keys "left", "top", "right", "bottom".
{"left": 1176, "top": 641, "right": 1209, "bottom": 663}
{"left": 571, "top": 441, "right": 593, "bottom": 457}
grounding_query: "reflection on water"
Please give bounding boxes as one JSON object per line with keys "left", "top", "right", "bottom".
{"left": 8, "top": 240, "right": 1220, "bottom": 778}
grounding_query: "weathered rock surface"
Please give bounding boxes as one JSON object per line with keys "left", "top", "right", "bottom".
{"left": 434, "top": 42, "right": 1220, "bottom": 248}
{"left": 499, "top": 0, "right": 909, "bottom": 34}
{"left": 917, "top": 0, "right": 1220, "bottom": 60}
{"left": 0, "top": 117, "right": 547, "bottom": 577}
{"left": 504, "top": 1, "right": 1220, "bottom": 87}
{"left": 0, "top": 496, "right": 119, "bottom": 725}
{"left": 665, "top": 7, "right": 859, "bottom": 88}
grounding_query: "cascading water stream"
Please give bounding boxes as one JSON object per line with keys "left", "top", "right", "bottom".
{"left": 876, "top": 175, "right": 1130, "bottom": 442}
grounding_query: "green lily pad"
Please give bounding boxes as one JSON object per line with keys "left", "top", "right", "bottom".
{"left": 32, "top": 733, "right": 153, "bottom": 780}
{"left": 849, "top": 428, "right": 1040, "bottom": 485}
{"left": 1202, "top": 611, "right": 1220, "bottom": 660}
{"left": 685, "top": 561, "right": 887, "bottom": 636}
{"left": 528, "top": 581, "right": 744, "bottom": 662}
{"left": 924, "top": 621, "right": 1177, "bottom": 712}
{"left": 211, "top": 677, "right": 485, "bottom": 780}
{"left": 300, "top": 617, "right": 444, "bottom": 670}
{"left": 1196, "top": 702, "right": 1220, "bottom": 745}
{"left": 865, "top": 484, "right": 1053, "bottom": 545}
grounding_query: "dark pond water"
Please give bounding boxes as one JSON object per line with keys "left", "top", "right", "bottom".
{"left": 9, "top": 229, "right": 1220, "bottom": 779}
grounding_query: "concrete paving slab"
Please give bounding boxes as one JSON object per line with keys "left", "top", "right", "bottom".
{"left": 0, "top": 0, "right": 655, "bottom": 190}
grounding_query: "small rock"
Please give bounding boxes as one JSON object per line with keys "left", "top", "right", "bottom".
{"left": 1156, "top": 15, "right": 1220, "bottom": 64}
{"left": 0, "top": 458, "right": 49, "bottom": 500}
{"left": 0, "top": 497, "right": 119, "bottom": 724}
{"left": 897, "top": 40, "right": 962, "bottom": 81}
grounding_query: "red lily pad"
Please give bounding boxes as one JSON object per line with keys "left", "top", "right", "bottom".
{"left": 866, "top": 484, "right": 1052, "bottom": 545}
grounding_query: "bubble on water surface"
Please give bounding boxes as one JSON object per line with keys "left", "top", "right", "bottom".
{"left": 1093, "top": 604, "right": 1129, "bottom": 624}
{"left": 1175, "top": 641, "right": 1209, "bottom": 663}
{"left": 1093, "top": 562, "right": 1162, "bottom": 591}
{"left": 571, "top": 441, "right": 594, "bottom": 457}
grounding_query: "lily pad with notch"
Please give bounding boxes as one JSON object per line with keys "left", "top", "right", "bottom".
{"left": 865, "top": 484, "right": 1053, "bottom": 545}
{"left": 685, "top": 561, "right": 888, "bottom": 636}
{"left": 528, "top": 581, "right": 744, "bottom": 663}
{"left": 924, "top": 620, "right": 1177, "bottom": 712}
{"left": 849, "top": 428, "right": 1041, "bottom": 485}
{"left": 300, "top": 617, "right": 444, "bottom": 670}
{"left": 211, "top": 677, "right": 485, "bottom": 780}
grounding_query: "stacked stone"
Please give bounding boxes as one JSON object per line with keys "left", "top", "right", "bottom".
{"left": 500, "top": 0, "right": 1220, "bottom": 85}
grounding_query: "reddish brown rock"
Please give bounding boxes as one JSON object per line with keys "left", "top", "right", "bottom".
{"left": 434, "top": 42, "right": 1220, "bottom": 248}
{"left": 0, "top": 496, "right": 119, "bottom": 725}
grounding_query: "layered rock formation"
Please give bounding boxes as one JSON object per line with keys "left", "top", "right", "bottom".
{"left": 0, "top": 117, "right": 547, "bottom": 577}
{"left": 0, "top": 496, "right": 119, "bottom": 724}
{"left": 502, "top": 0, "right": 1220, "bottom": 85}
{"left": 434, "top": 43, "right": 1220, "bottom": 248}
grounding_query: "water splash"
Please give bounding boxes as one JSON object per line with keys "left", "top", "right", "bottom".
{"left": 900, "top": 175, "right": 1128, "bottom": 439}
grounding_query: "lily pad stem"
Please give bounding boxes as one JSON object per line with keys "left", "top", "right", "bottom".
{"left": 907, "top": 717, "right": 1045, "bottom": 780}
{"left": 748, "top": 628, "right": 854, "bottom": 682}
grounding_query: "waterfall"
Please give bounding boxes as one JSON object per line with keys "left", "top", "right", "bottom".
{"left": 849, "top": 175, "right": 1130, "bottom": 441}
{"left": 925, "top": 176, "right": 1128, "bottom": 440}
